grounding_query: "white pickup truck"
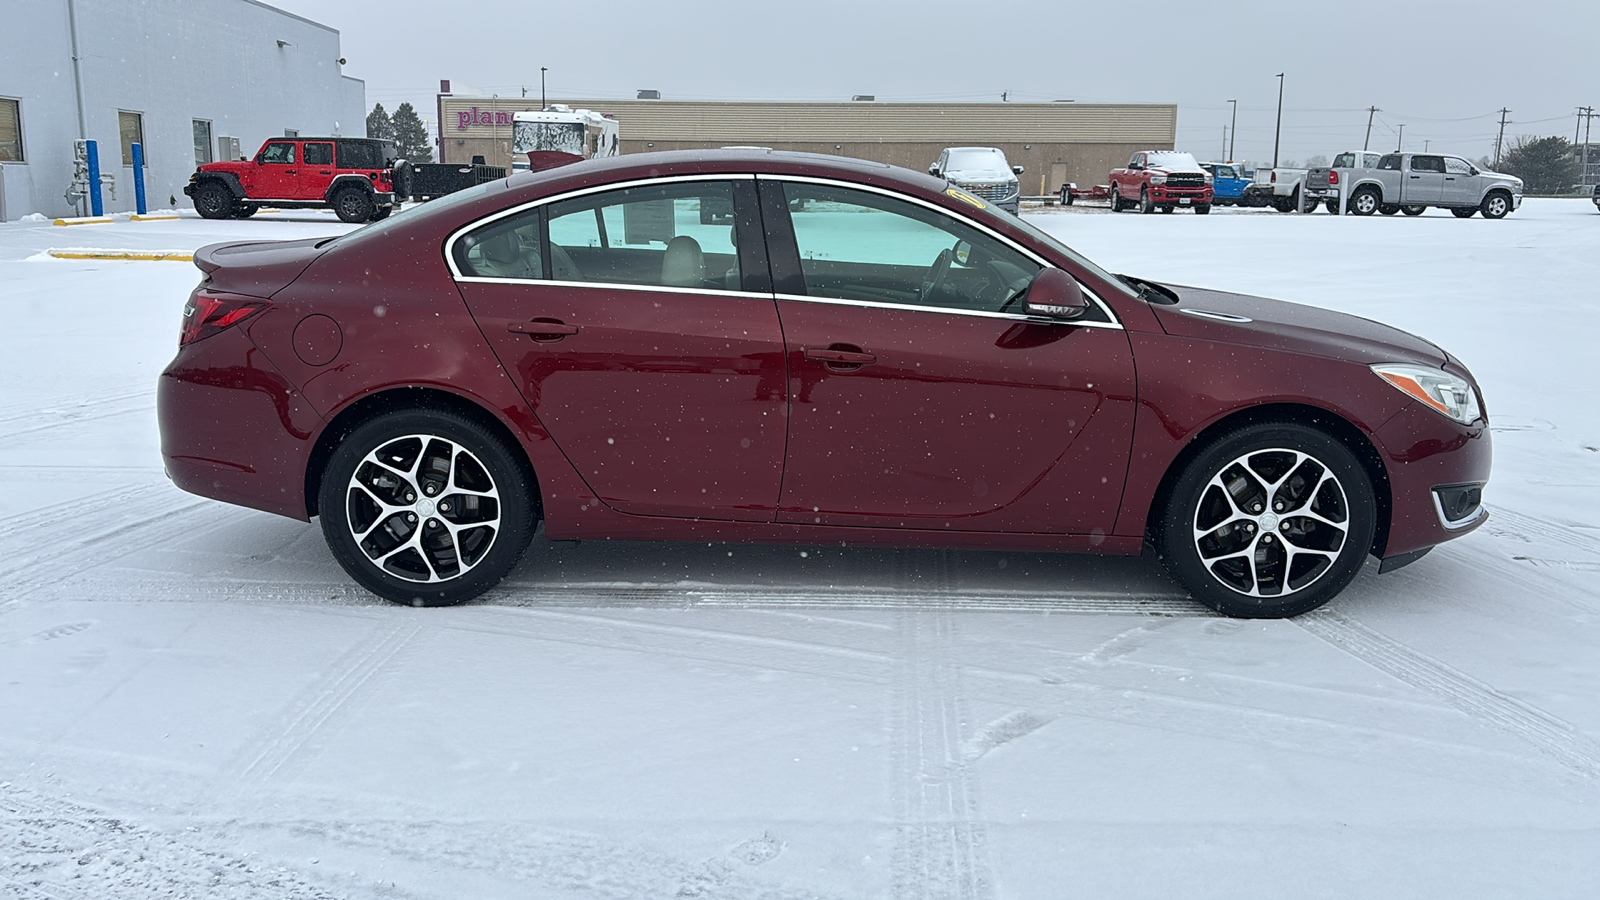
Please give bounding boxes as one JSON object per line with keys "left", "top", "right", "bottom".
{"left": 1332, "top": 152, "right": 1523, "bottom": 219}
{"left": 1242, "top": 165, "right": 1307, "bottom": 212}
{"left": 1245, "top": 150, "right": 1383, "bottom": 213}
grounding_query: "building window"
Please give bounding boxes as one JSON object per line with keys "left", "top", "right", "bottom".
{"left": 119, "top": 110, "right": 145, "bottom": 166}
{"left": 0, "top": 98, "right": 22, "bottom": 162}
{"left": 192, "top": 119, "right": 213, "bottom": 166}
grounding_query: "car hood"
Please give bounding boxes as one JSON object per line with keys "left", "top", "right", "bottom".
{"left": 946, "top": 168, "right": 1016, "bottom": 182}
{"left": 193, "top": 238, "right": 332, "bottom": 299}
{"left": 1147, "top": 283, "right": 1449, "bottom": 367}
{"left": 1150, "top": 165, "right": 1208, "bottom": 176}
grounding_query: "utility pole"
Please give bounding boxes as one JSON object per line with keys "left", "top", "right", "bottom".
{"left": 1363, "top": 106, "right": 1379, "bottom": 151}
{"left": 1273, "top": 74, "right": 1285, "bottom": 169}
{"left": 540, "top": 67, "right": 548, "bottom": 110}
{"left": 1396, "top": 124, "right": 1404, "bottom": 151}
{"left": 1424, "top": 140, "right": 1430, "bottom": 152}
{"left": 1582, "top": 106, "right": 1597, "bottom": 190}
{"left": 1494, "top": 108, "right": 1510, "bottom": 169}
{"left": 521, "top": 86, "right": 527, "bottom": 99}
{"left": 1228, "top": 99, "right": 1238, "bottom": 161}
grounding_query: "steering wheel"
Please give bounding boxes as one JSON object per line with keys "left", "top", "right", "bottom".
{"left": 996, "top": 272, "right": 1038, "bottom": 314}
{"left": 919, "top": 248, "right": 953, "bottom": 304}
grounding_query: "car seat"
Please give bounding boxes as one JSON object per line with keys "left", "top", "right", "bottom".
{"left": 660, "top": 235, "right": 705, "bottom": 287}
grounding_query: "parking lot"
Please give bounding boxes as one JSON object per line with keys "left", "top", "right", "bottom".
{"left": 2, "top": 201, "right": 1598, "bottom": 898}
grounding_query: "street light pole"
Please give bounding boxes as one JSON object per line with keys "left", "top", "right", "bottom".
{"left": 540, "top": 67, "right": 548, "bottom": 110}
{"left": 1228, "top": 99, "right": 1237, "bottom": 161}
{"left": 1272, "top": 74, "right": 1284, "bottom": 169}
{"left": 1396, "top": 124, "right": 1404, "bottom": 151}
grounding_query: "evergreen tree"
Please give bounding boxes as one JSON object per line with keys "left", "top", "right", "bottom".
{"left": 1498, "top": 135, "right": 1580, "bottom": 194}
{"left": 366, "top": 103, "right": 393, "bottom": 142}
{"left": 391, "top": 102, "right": 433, "bottom": 164}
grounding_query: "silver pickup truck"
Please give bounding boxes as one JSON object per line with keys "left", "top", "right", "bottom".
{"left": 1328, "top": 152, "right": 1523, "bottom": 219}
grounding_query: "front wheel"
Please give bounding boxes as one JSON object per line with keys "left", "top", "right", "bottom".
{"left": 193, "top": 182, "right": 236, "bottom": 220}
{"left": 1480, "top": 192, "right": 1511, "bottom": 219}
{"left": 1157, "top": 423, "right": 1376, "bottom": 618}
{"left": 317, "top": 409, "right": 537, "bottom": 606}
{"left": 1059, "top": 186, "right": 1073, "bottom": 206}
{"left": 1193, "top": 204, "right": 1211, "bottom": 215}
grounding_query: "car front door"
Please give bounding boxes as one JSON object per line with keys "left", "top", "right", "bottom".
{"left": 453, "top": 177, "right": 788, "bottom": 522}
{"left": 762, "top": 179, "right": 1138, "bottom": 533}
{"left": 251, "top": 140, "right": 299, "bottom": 198}
{"left": 299, "top": 141, "right": 336, "bottom": 200}
{"left": 1442, "top": 156, "right": 1478, "bottom": 206}
{"left": 1405, "top": 155, "right": 1446, "bottom": 204}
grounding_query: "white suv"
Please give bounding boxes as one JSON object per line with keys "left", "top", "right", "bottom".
{"left": 930, "top": 147, "right": 1024, "bottom": 214}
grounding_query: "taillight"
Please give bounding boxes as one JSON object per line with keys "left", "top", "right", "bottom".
{"left": 1328, "top": 171, "right": 1340, "bottom": 184}
{"left": 180, "top": 290, "right": 266, "bottom": 347}
{"left": 1270, "top": 171, "right": 1278, "bottom": 183}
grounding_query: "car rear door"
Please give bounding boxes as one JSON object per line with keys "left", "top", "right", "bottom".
{"left": 299, "top": 141, "right": 336, "bottom": 201}
{"left": 760, "top": 178, "right": 1137, "bottom": 534}
{"left": 453, "top": 177, "right": 789, "bottom": 522}
{"left": 1404, "top": 155, "right": 1446, "bottom": 204}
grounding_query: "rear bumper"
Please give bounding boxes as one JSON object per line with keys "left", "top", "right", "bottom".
{"left": 157, "top": 327, "right": 324, "bottom": 521}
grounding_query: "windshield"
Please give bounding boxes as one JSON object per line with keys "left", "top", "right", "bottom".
{"left": 945, "top": 148, "right": 1009, "bottom": 173}
{"left": 1146, "top": 152, "right": 1200, "bottom": 170}
{"left": 512, "top": 121, "right": 585, "bottom": 155}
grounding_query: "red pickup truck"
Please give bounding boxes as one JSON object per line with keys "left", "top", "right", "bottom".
{"left": 184, "top": 136, "right": 409, "bottom": 223}
{"left": 1108, "top": 150, "right": 1214, "bottom": 214}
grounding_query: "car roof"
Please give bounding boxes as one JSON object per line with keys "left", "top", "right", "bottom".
{"left": 506, "top": 148, "right": 926, "bottom": 194}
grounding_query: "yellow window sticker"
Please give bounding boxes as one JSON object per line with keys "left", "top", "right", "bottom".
{"left": 946, "top": 188, "right": 986, "bottom": 209}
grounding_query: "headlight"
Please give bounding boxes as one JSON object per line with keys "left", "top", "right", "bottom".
{"left": 1149, "top": 174, "right": 1167, "bottom": 185}
{"left": 1204, "top": 174, "right": 1214, "bottom": 185}
{"left": 1371, "top": 364, "right": 1482, "bottom": 425}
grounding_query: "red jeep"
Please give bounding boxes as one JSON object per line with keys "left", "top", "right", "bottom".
{"left": 185, "top": 137, "right": 410, "bottom": 223}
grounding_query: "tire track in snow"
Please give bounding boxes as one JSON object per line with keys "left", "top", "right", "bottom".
{"left": 1298, "top": 609, "right": 1600, "bottom": 781}
{"left": 0, "top": 388, "right": 153, "bottom": 442}
{"left": 222, "top": 619, "right": 422, "bottom": 790}
{"left": 890, "top": 549, "right": 993, "bottom": 900}
{"left": 1483, "top": 504, "right": 1600, "bottom": 559}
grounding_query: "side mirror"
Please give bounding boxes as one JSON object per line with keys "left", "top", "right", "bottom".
{"left": 928, "top": 165, "right": 941, "bottom": 176}
{"left": 1130, "top": 163, "right": 1143, "bottom": 171}
{"left": 1023, "top": 269, "right": 1089, "bottom": 320}
{"left": 1012, "top": 165, "right": 1025, "bottom": 175}
{"left": 1469, "top": 166, "right": 1480, "bottom": 176}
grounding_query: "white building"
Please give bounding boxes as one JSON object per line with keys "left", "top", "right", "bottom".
{"left": 0, "top": 0, "right": 366, "bottom": 221}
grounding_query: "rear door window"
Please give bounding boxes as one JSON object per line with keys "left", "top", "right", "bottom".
{"left": 544, "top": 181, "right": 744, "bottom": 291}
{"left": 303, "top": 142, "right": 333, "bottom": 166}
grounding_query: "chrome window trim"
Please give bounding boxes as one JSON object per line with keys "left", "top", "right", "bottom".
{"left": 455, "top": 276, "right": 765, "bottom": 301}
{"left": 443, "top": 173, "right": 755, "bottom": 280}
{"left": 762, "top": 174, "right": 1120, "bottom": 327}
{"left": 771, "top": 292, "right": 1123, "bottom": 329}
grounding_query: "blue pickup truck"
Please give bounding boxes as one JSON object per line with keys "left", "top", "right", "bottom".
{"left": 1200, "top": 162, "right": 1256, "bottom": 207}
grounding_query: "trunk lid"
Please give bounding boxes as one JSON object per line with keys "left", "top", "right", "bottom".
{"left": 192, "top": 238, "right": 332, "bottom": 298}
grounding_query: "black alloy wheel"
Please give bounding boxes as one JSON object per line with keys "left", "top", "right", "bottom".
{"left": 193, "top": 182, "right": 236, "bottom": 220}
{"left": 333, "top": 185, "right": 376, "bottom": 223}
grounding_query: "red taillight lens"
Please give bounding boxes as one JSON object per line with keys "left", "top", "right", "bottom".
{"left": 180, "top": 290, "right": 266, "bottom": 347}
{"left": 1270, "top": 171, "right": 1278, "bottom": 182}
{"left": 1328, "top": 171, "right": 1340, "bottom": 184}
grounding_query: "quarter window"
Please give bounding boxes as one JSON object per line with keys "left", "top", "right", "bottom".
{"left": 1, "top": 98, "right": 23, "bottom": 162}
{"left": 544, "top": 181, "right": 742, "bottom": 290}
{"left": 455, "top": 208, "right": 545, "bottom": 281}
{"left": 118, "top": 111, "right": 145, "bottom": 167}
{"left": 779, "top": 182, "right": 1040, "bottom": 314}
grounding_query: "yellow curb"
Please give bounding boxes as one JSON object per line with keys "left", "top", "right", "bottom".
{"left": 47, "top": 249, "right": 194, "bottom": 261}
{"left": 130, "top": 214, "right": 181, "bottom": 222}
{"left": 255, "top": 208, "right": 283, "bottom": 214}
{"left": 52, "top": 217, "right": 114, "bottom": 226}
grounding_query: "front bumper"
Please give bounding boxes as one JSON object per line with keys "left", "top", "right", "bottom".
{"left": 1149, "top": 186, "right": 1213, "bottom": 204}
{"left": 1371, "top": 400, "right": 1492, "bottom": 559}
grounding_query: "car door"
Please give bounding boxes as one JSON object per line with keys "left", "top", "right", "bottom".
{"left": 251, "top": 140, "right": 299, "bottom": 198}
{"left": 1404, "top": 155, "right": 1446, "bottom": 204}
{"left": 299, "top": 141, "right": 336, "bottom": 201}
{"left": 1441, "top": 156, "right": 1478, "bottom": 206}
{"left": 452, "top": 177, "right": 789, "bottom": 522}
{"left": 761, "top": 178, "right": 1138, "bottom": 534}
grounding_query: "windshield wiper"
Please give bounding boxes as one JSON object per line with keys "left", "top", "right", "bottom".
{"left": 1116, "top": 274, "right": 1178, "bottom": 305}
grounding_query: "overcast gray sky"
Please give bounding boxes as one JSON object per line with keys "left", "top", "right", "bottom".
{"left": 283, "top": 0, "right": 1600, "bottom": 165}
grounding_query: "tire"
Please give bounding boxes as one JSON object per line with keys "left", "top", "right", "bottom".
{"left": 1271, "top": 194, "right": 1294, "bottom": 213}
{"left": 1157, "top": 422, "right": 1376, "bottom": 618}
{"left": 1480, "top": 191, "right": 1511, "bottom": 219}
{"left": 1401, "top": 205, "right": 1426, "bottom": 216}
{"left": 233, "top": 204, "right": 258, "bottom": 219}
{"left": 333, "top": 185, "right": 376, "bottom": 223}
{"left": 389, "top": 160, "right": 413, "bottom": 200}
{"left": 371, "top": 205, "right": 392, "bottom": 220}
{"left": 1349, "top": 187, "right": 1380, "bottom": 216}
{"left": 1139, "top": 187, "right": 1154, "bottom": 214}
{"left": 1108, "top": 183, "right": 1124, "bottom": 212}
{"left": 193, "top": 181, "right": 236, "bottom": 220}
{"left": 1451, "top": 207, "right": 1477, "bottom": 218}
{"left": 1194, "top": 204, "right": 1211, "bottom": 215}
{"left": 317, "top": 409, "right": 537, "bottom": 607}
{"left": 1378, "top": 204, "right": 1400, "bottom": 216}
{"left": 1324, "top": 199, "right": 1340, "bottom": 214}
{"left": 1060, "top": 187, "right": 1073, "bottom": 206}
{"left": 1159, "top": 204, "right": 1174, "bottom": 214}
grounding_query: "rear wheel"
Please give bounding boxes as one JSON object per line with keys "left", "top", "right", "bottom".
{"left": 193, "top": 181, "right": 236, "bottom": 220}
{"left": 1159, "top": 204, "right": 1174, "bottom": 214}
{"left": 333, "top": 185, "right": 376, "bottom": 223}
{"left": 1158, "top": 422, "right": 1376, "bottom": 618}
{"left": 1379, "top": 204, "right": 1400, "bottom": 216}
{"left": 234, "top": 204, "right": 258, "bottom": 219}
{"left": 1402, "top": 205, "right": 1426, "bottom": 216}
{"left": 1480, "top": 191, "right": 1511, "bottom": 219}
{"left": 1324, "top": 199, "right": 1340, "bottom": 214}
{"left": 1108, "top": 184, "right": 1125, "bottom": 212}
{"left": 1451, "top": 207, "right": 1477, "bottom": 218}
{"left": 1349, "top": 188, "right": 1380, "bottom": 216}
{"left": 318, "top": 409, "right": 537, "bottom": 607}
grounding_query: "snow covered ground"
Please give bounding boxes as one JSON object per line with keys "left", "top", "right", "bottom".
{"left": 2, "top": 201, "right": 1598, "bottom": 898}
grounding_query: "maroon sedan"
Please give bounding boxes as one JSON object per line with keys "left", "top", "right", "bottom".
{"left": 158, "top": 150, "right": 1489, "bottom": 617}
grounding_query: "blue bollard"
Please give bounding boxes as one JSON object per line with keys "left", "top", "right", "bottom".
{"left": 86, "top": 139, "right": 103, "bottom": 217}
{"left": 132, "top": 142, "right": 147, "bottom": 215}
